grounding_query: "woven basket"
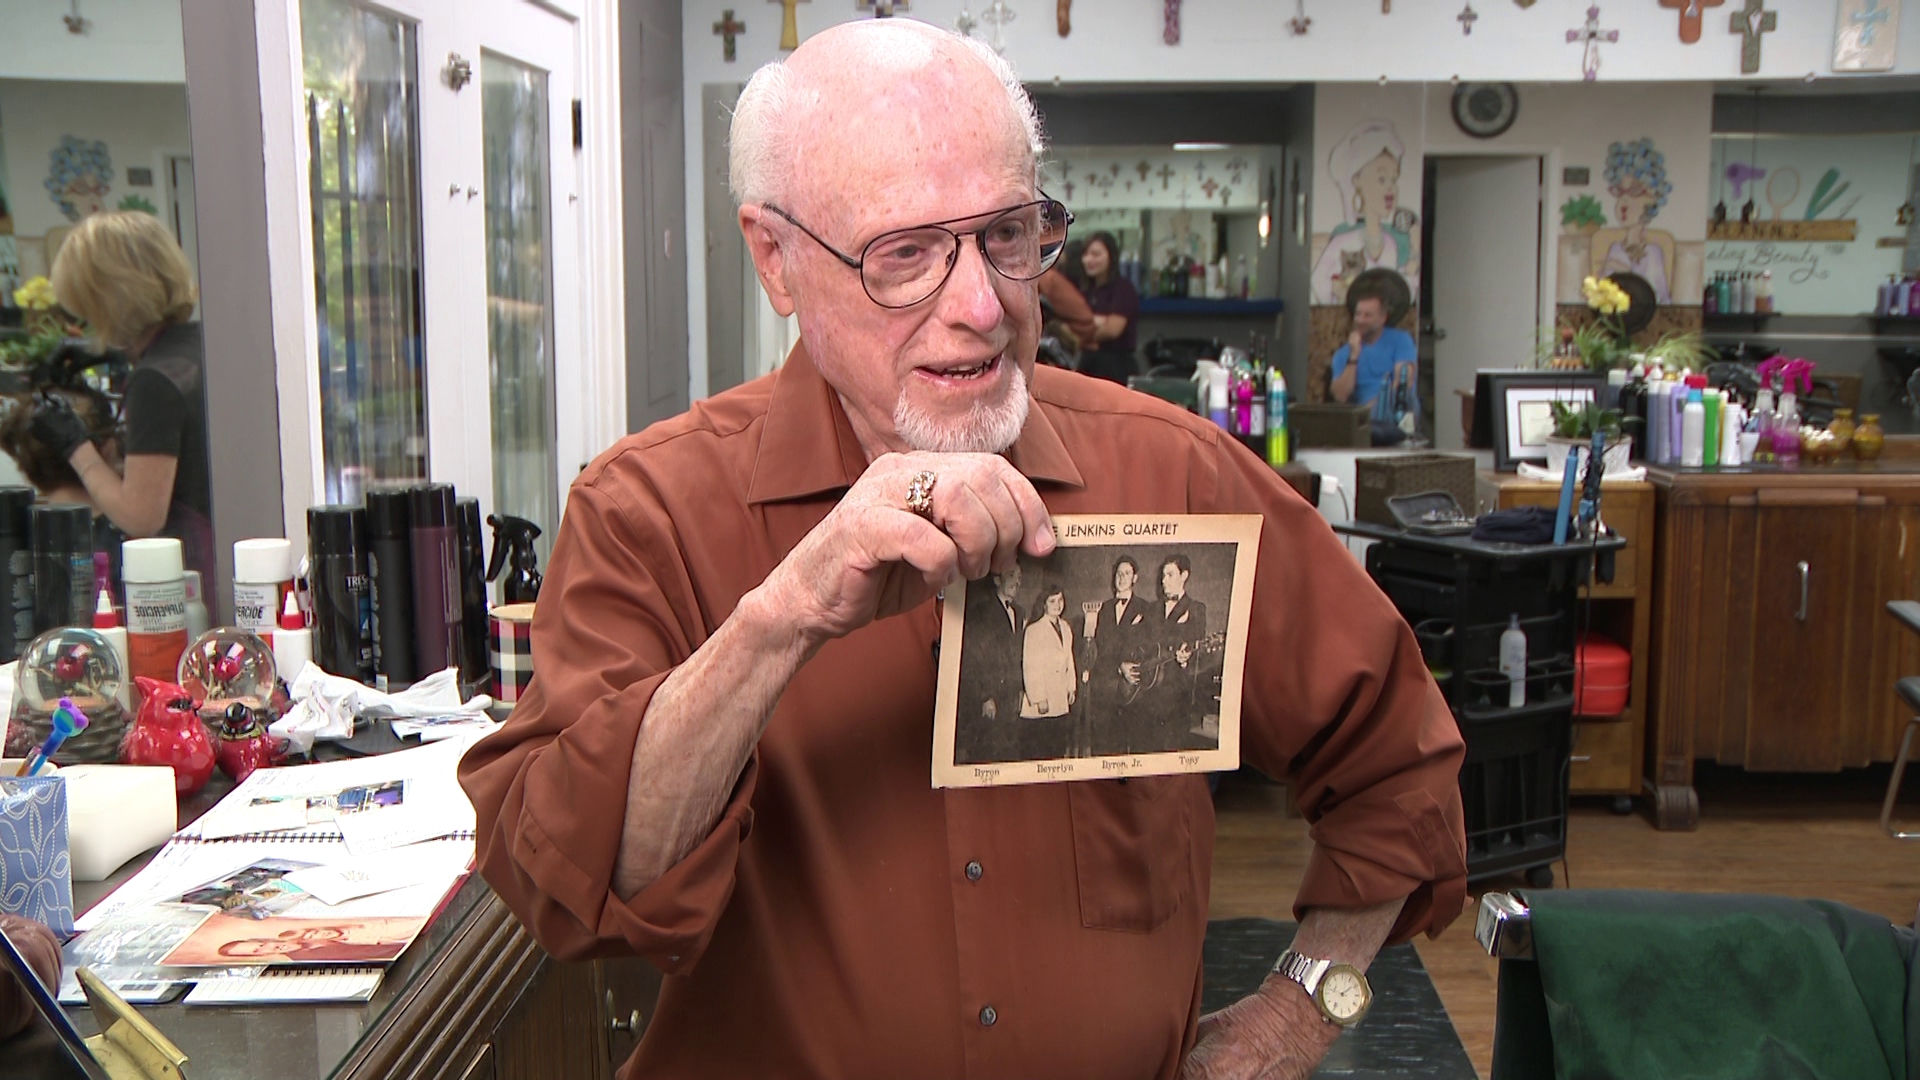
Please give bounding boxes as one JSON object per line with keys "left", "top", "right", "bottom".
{"left": 1355, "top": 453, "right": 1478, "bottom": 527}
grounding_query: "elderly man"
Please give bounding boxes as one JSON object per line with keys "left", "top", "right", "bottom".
{"left": 459, "top": 19, "right": 1464, "bottom": 1080}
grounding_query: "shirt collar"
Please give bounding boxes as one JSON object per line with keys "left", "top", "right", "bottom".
{"left": 746, "top": 341, "right": 1085, "bottom": 504}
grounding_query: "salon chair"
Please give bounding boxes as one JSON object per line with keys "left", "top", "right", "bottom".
{"left": 1883, "top": 601, "right": 1920, "bottom": 842}
{"left": 1478, "top": 889, "right": 1920, "bottom": 1080}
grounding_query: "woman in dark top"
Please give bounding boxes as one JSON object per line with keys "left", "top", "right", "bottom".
{"left": 1074, "top": 231, "right": 1142, "bottom": 384}
{"left": 33, "top": 211, "right": 214, "bottom": 583}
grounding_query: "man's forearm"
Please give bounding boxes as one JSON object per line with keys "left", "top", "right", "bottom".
{"left": 611, "top": 586, "right": 814, "bottom": 899}
{"left": 1330, "top": 365, "right": 1358, "bottom": 403}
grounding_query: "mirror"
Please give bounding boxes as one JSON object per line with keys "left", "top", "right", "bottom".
{"left": 0, "top": 0, "right": 216, "bottom": 596}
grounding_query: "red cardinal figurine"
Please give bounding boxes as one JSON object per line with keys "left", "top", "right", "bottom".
{"left": 119, "top": 676, "right": 216, "bottom": 796}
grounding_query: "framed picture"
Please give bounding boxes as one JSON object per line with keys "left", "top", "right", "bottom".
{"left": 1485, "top": 372, "right": 1605, "bottom": 472}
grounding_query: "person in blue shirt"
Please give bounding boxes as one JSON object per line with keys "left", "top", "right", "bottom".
{"left": 1329, "top": 283, "right": 1419, "bottom": 446}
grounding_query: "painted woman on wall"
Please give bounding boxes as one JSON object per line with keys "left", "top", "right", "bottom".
{"left": 1589, "top": 137, "right": 1676, "bottom": 303}
{"left": 1310, "top": 120, "right": 1419, "bottom": 305}
{"left": 42, "top": 136, "right": 112, "bottom": 222}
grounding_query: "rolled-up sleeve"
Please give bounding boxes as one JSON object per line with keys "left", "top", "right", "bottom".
{"left": 1197, "top": 440, "right": 1468, "bottom": 943}
{"left": 458, "top": 477, "right": 755, "bottom": 973}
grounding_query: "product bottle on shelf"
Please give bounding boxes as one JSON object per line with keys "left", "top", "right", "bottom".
{"left": 1704, "top": 275, "right": 1721, "bottom": 315}
{"left": 1266, "top": 368, "right": 1290, "bottom": 466}
{"left": 1499, "top": 614, "right": 1528, "bottom": 709}
{"left": 1681, "top": 385, "right": 1706, "bottom": 468}
{"left": 1755, "top": 271, "right": 1774, "bottom": 315}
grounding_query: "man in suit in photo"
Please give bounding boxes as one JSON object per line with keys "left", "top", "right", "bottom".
{"left": 1145, "top": 554, "right": 1210, "bottom": 753}
{"left": 956, "top": 564, "right": 1024, "bottom": 763}
{"left": 1084, "top": 554, "right": 1152, "bottom": 756}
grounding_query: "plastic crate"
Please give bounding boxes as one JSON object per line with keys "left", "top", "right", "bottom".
{"left": 1460, "top": 708, "right": 1572, "bottom": 882}
{"left": 1355, "top": 453, "right": 1477, "bottom": 527}
{"left": 1290, "top": 403, "right": 1372, "bottom": 448}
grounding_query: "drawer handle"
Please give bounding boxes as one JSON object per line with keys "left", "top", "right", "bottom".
{"left": 1570, "top": 755, "right": 1593, "bottom": 763}
{"left": 1797, "top": 561, "right": 1810, "bottom": 622}
{"left": 607, "top": 989, "right": 642, "bottom": 1035}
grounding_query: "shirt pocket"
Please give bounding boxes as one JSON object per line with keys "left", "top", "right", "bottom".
{"left": 1067, "top": 776, "right": 1193, "bottom": 933}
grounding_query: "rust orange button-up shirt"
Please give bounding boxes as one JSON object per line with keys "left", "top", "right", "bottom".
{"left": 458, "top": 345, "right": 1467, "bottom": 1080}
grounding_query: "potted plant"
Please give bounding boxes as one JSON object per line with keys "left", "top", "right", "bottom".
{"left": 1546, "top": 400, "right": 1633, "bottom": 479}
{"left": 1561, "top": 194, "right": 1606, "bottom": 236}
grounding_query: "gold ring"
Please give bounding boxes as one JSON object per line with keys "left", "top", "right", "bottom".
{"left": 905, "top": 470, "right": 938, "bottom": 518}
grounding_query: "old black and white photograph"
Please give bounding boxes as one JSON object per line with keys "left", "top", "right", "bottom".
{"left": 933, "top": 514, "right": 1261, "bottom": 788}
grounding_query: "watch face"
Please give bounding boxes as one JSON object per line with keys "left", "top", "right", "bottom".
{"left": 1318, "top": 967, "right": 1371, "bottom": 1024}
{"left": 1452, "top": 82, "right": 1519, "bottom": 140}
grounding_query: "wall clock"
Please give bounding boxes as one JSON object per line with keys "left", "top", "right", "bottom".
{"left": 1452, "top": 82, "right": 1520, "bottom": 139}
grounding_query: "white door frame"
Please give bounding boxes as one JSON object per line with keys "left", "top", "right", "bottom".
{"left": 254, "top": 0, "right": 623, "bottom": 553}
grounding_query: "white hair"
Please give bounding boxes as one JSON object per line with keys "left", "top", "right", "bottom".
{"left": 893, "top": 363, "right": 1031, "bottom": 454}
{"left": 728, "top": 25, "right": 1045, "bottom": 207}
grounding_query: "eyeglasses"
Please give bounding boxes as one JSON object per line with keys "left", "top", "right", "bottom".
{"left": 762, "top": 196, "right": 1073, "bottom": 309}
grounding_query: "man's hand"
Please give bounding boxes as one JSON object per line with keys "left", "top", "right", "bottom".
{"left": 1120, "top": 661, "right": 1141, "bottom": 684}
{"left": 758, "top": 451, "right": 1054, "bottom": 648}
{"left": 1175, "top": 643, "right": 1193, "bottom": 668}
{"left": 1347, "top": 329, "right": 1365, "bottom": 357}
{"left": 1179, "top": 974, "right": 1340, "bottom": 1080}
{"left": 982, "top": 699, "right": 997, "bottom": 720}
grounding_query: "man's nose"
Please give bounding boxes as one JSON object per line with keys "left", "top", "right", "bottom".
{"left": 934, "top": 238, "right": 1007, "bottom": 333}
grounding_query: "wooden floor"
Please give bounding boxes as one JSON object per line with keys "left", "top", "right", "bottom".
{"left": 1207, "top": 764, "right": 1920, "bottom": 1078}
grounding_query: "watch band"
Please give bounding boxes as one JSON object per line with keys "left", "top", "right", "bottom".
{"left": 1273, "top": 949, "right": 1331, "bottom": 996}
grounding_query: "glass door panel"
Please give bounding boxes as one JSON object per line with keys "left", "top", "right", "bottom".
{"left": 301, "top": 0, "right": 429, "bottom": 504}
{"left": 481, "top": 52, "right": 557, "bottom": 562}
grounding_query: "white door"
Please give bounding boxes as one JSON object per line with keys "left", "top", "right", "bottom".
{"left": 1430, "top": 156, "right": 1543, "bottom": 451}
{"left": 288, "top": 0, "right": 581, "bottom": 556}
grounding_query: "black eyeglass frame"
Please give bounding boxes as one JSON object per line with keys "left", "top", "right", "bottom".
{"left": 761, "top": 195, "right": 1074, "bottom": 309}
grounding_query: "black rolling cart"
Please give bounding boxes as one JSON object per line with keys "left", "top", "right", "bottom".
{"left": 1334, "top": 522, "right": 1625, "bottom": 887}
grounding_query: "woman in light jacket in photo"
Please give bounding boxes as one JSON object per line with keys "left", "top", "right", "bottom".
{"left": 1021, "top": 584, "right": 1078, "bottom": 719}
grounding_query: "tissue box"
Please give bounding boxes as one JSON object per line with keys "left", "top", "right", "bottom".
{"left": 0, "top": 771, "right": 73, "bottom": 935}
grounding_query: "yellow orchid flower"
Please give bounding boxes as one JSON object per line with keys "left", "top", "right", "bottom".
{"left": 12, "top": 275, "right": 57, "bottom": 312}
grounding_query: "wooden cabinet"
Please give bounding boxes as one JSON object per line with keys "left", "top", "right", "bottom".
{"left": 1476, "top": 473, "right": 1655, "bottom": 804}
{"left": 1647, "top": 469, "right": 1920, "bottom": 829}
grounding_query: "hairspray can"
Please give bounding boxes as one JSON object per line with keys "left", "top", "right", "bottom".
{"left": 455, "top": 497, "right": 490, "bottom": 687}
{"left": 365, "top": 488, "right": 418, "bottom": 688}
{"left": 0, "top": 487, "right": 36, "bottom": 660}
{"left": 409, "top": 484, "right": 463, "bottom": 677}
{"left": 30, "top": 504, "right": 93, "bottom": 634}
{"left": 308, "top": 505, "right": 376, "bottom": 684}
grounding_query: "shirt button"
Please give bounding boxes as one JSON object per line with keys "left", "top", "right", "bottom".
{"left": 964, "top": 860, "right": 983, "bottom": 882}
{"left": 979, "top": 1005, "right": 997, "bottom": 1027}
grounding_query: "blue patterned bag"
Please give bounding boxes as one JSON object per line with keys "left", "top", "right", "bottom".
{"left": 0, "top": 775, "right": 73, "bottom": 936}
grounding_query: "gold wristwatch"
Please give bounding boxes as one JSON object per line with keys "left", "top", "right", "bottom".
{"left": 1272, "top": 949, "right": 1373, "bottom": 1027}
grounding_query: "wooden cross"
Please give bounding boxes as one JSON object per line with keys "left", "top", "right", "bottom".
{"left": 713, "top": 9, "right": 746, "bottom": 62}
{"left": 1136, "top": 160, "right": 1152, "bottom": 181}
{"left": 1289, "top": 0, "right": 1311, "bottom": 36}
{"left": 1163, "top": 0, "right": 1181, "bottom": 45}
{"left": 1458, "top": 2, "right": 1478, "bottom": 34}
{"left": 771, "top": 0, "right": 807, "bottom": 51}
{"left": 1156, "top": 163, "right": 1176, "bottom": 189}
{"left": 1057, "top": 0, "right": 1071, "bottom": 37}
{"left": 1658, "top": 0, "right": 1725, "bottom": 44}
{"left": 1566, "top": 5, "right": 1619, "bottom": 81}
{"left": 1381, "top": 0, "right": 1390, "bottom": 11}
{"left": 858, "top": 0, "right": 908, "bottom": 17}
{"left": 1730, "top": 0, "right": 1776, "bottom": 75}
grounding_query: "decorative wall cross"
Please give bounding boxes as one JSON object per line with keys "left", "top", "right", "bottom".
{"left": 1057, "top": 0, "right": 1071, "bottom": 36}
{"left": 981, "top": 0, "right": 1015, "bottom": 52}
{"left": 1289, "top": 0, "right": 1311, "bottom": 35}
{"left": 1730, "top": 0, "right": 1776, "bottom": 74}
{"left": 1566, "top": 5, "right": 1619, "bottom": 81}
{"left": 1164, "top": 0, "right": 1181, "bottom": 45}
{"left": 954, "top": 3, "right": 977, "bottom": 36}
{"left": 1156, "top": 163, "right": 1176, "bottom": 189}
{"left": 1458, "top": 2, "right": 1478, "bottom": 34}
{"left": 1852, "top": 0, "right": 1892, "bottom": 46}
{"left": 771, "top": 0, "right": 808, "bottom": 51}
{"left": 1659, "top": 0, "right": 1725, "bottom": 44}
{"left": 713, "top": 9, "right": 746, "bottom": 61}
{"left": 857, "top": 0, "right": 907, "bottom": 17}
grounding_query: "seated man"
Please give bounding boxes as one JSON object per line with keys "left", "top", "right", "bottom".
{"left": 459, "top": 19, "right": 1465, "bottom": 1080}
{"left": 1329, "top": 283, "right": 1419, "bottom": 446}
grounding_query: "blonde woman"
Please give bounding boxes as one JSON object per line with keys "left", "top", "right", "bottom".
{"left": 34, "top": 211, "right": 213, "bottom": 582}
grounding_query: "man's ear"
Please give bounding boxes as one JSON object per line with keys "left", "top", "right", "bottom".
{"left": 740, "top": 206, "right": 798, "bottom": 317}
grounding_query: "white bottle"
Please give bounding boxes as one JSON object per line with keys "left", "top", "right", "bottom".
{"left": 233, "top": 538, "right": 293, "bottom": 645}
{"left": 1499, "top": 614, "right": 1528, "bottom": 708}
{"left": 1681, "top": 389, "right": 1706, "bottom": 467}
{"left": 1722, "top": 402, "right": 1747, "bottom": 466}
{"left": 272, "top": 590, "right": 313, "bottom": 684}
{"left": 93, "top": 589, "right": 134, "bottom": 711}
{"left": 182, "top": 571, "right": 210, "bottom": 642}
